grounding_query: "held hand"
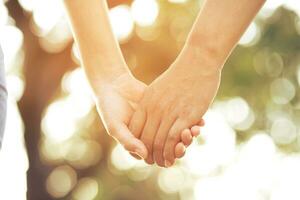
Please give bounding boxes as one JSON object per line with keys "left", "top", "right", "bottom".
{"left": 129, "top": 54, "right": 221, "bottom": 167}
{"left": 93, "top": 72, "right": 199, "bottom": 161}
{"left": 94, "top": 73, "right": 148, "bottom": 159}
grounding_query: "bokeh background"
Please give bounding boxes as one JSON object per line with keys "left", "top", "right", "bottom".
{"left": 1, "top": 0, "right": 300, "bottom": 199}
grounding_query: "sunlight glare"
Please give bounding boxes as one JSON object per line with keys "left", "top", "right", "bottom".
{"left": 0, "top": 3, "right": 8, "bottom": 25}
{"left": 72, "top": 177, "right": 99, "bottom": 200}
{"left": 111, "top": 144, "right": 139, "bottom": 171}
{"left": 0, "top": 25, "right": 23, "bottom": 69}
{"left": 158, "top": 167, "right": 185, "bottom": 193}
{"left": 42, "top": 99, "right": 77, "bottom": 143}
{"left": 270, "top": 78, "right": 295, "bottom": 105}
{"left": 32, "top": 0, "right": 65, "bottom": 35}
{"left": 109, "top": 5, "right": 134, "bottom": 42}
{"left": 46, "top": 165, "right": 77, "bottom": 198}
{"left": 183, "top": 110, "right": 236, "bottom": 176}
{"left": 6, "top": 75, "right": 24, "bottom": 101}
{"left": 131, "top": 0, "right": 159, "bottom": 27}
{"left": 239, "top": 22, "right": 260, "bottom": 46}
{"left": 168, "top": 0, "right": 188, "bottom": 3}
{"left": 224, "top": 97, "right": 251, "bottom": 128}
{"left": 270, "top": 117, "right": 297, "bottom": 145}
{"left": 64, "top": 139, "right": 102, "bottom": 169}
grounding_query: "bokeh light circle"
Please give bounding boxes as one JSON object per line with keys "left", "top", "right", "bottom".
{"left": 46, "top": 165, "right": 77, "bottom": 198}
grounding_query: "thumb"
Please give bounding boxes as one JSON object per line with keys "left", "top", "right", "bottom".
{"left": 111, "top": 123, "right": 148, "bottom": 159}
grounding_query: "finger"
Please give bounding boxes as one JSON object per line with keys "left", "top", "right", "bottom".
{"left": 153, "top": 115, "right": 177, "bottom": 167}
{"left": 175, "top": 142, "right": 186, "bottom": 158}
{"left": 140, "top": 113, "right": 161, "bottom": 165}
{"left": 130, "top": 152, "right": 142, "bottom": 160}
{"left": 181, "top": 129, "right": 192, "bottom": 146}
{"left": 129, "top": 108, "right": 146, "bottom": 139}
{"left": 180, "top": 118, "right": 205, "bottom": 148}
{"left": 190, "top": 118, "right": 205, "bottom": 137}
{"left": 111, "top": 123, "right": 148, "bottom": 159}
{"left": 164, "top": 119, "right": 188, "bottom": 167}
{"left": 199, "top": 118, "right": 205, "bottom": 126}
{"left": 191, "top": 125, "right": 201, "bottom": 137}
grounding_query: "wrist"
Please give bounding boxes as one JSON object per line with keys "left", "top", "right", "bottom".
{"left": 84, "top": 55, "right": 128, "bottom": 78}
{"left": 83, "top": 60, "right": 131, "bottom": 94}
{"left": 177, "top": 41, "right": 224, "bottom": 76}
{"left": 180, "top": 31, "right": 235, "bottom": 74}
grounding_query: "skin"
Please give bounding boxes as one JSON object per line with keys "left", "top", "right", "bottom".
{"left": 129, "top": 0, "right": 266, "bottom": 167}
{"left": 63, "top": 0, "right": 201, "bottom": 161}
{"left": 129, "top": 52, "right": 220, "bottom": 166}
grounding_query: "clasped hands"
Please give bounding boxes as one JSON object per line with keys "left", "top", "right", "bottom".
{"left": 63, "top": 0, "right": 264, "bottom": 168}
{"left": 94, "top": 47, "right": 221, "bottom": 168}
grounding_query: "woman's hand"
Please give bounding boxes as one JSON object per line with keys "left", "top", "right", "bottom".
{"left": 93, "top": 73, "right": 148, "bottom": 159}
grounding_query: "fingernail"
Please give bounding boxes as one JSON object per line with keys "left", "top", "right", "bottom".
{"left": 132, "top": 152, "right": 142, "bottom": 160}
{"left": 165, "top": 160, "right": 172, "bottom": 167}
{"left": 135, "top": 149, "right": 145, "bottom": 159}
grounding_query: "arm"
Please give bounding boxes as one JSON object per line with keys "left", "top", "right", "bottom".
{"left": 182, "top": 0, "right": 266, "bottom": 72}
{"left": 63, "top": 0, "right": 148, "bottom": 158}
{"left": 63, "top": 0, "right": 199, "bottom": 162}
{"left": 63, "top": 0, "right": 129, "bottom": 87}
{"left": 128, "top": 0, "right": 266, "bottom": 167}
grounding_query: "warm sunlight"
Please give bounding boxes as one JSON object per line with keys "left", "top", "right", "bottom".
{"left": 1, "top": 0, "right": 300, "bottom": 200}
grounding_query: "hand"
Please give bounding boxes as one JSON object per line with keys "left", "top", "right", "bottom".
{"left": 129, "top": 52, "right": 221, "bottom": 167}
{"left": 93, "top": 72, "right": 201, "bottom": 160}
{"left": 93, "top": 73, "right": 148, "bottom": 159}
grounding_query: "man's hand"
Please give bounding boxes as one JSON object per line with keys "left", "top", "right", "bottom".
{"left": 129, "top": 53, "right": 221, "bottom": 167}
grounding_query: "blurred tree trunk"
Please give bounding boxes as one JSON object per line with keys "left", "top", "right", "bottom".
{"left": 7, "top": 1, "right": 76, "bottom": 199}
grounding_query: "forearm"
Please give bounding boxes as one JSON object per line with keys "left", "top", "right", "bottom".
{"left": 182, "top": 0, "right": 265, "bottom": 71}
{"left": 63, "top": 0, "right": 129, "bottom": 86}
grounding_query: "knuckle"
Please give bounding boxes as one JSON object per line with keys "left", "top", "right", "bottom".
{"left": 161, "top": 106, "right": 171, "bottom": 118}
{"left": 147, "top": 102, "right": 160, "bottom": 113}
{"left": 188, "top": 111, "right": 202, "bottom": 123}
{"left": 179, "top": 108, "right": 192, "bottom": 119}
{"left": 147, "top": 105, "right": 155, "bottom": 114}
{"left": 169, "top": 132, "right": 179, "bottom": 142}
{"left": 181, "top": 110, "right": 190, "bottom": 118}
{"left": 164, "top": 103, "right": 177, "bottom": 117}
{"left": 155, "top": 102, "right": 164, "bottom": 112}
{"left": 145, "top": 100, "right": 164, "bottom": 115}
